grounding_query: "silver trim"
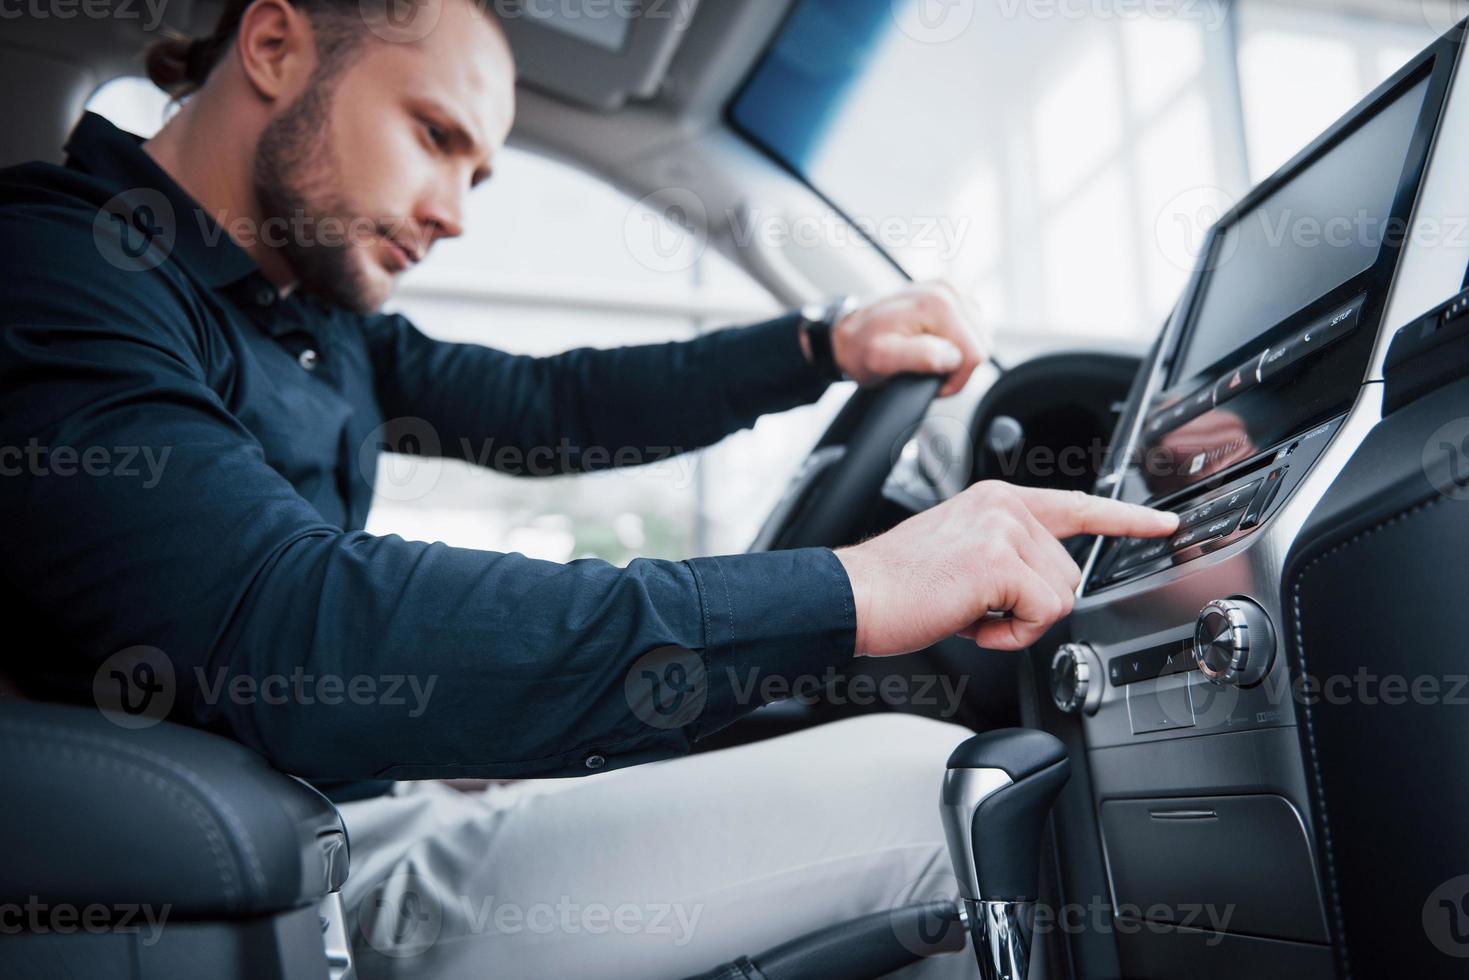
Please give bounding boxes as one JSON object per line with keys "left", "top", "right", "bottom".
{"left": 1050, "top": 642, "right": 1103, "bottom": 715}
{"left": 967, "top": 899, "right": 1033, "bottom": 980}
{"left": 1193, "top": 597, "right": 1275, "bottom": 687}
{"left": 320, "top": 891, "right": 354, "bottom": 980}
{"left": 939, "top": 767, "right": 1014, "bottom": 902}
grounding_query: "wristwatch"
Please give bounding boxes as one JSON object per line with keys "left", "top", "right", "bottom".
{"left": 798, "top": 295, "right": 859, "bottom": 383}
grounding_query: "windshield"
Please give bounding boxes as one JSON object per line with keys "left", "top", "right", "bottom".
{"left": 731, "top": 0, "right": 1440, "bottom": 360}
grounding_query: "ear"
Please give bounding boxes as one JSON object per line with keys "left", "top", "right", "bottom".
{"left": 233, "top": 0, "right": 317, "bottom": 103}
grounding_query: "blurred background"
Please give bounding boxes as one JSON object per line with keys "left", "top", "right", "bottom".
{"left": 86, "top": 0, "right": 1456, "bottom": 565}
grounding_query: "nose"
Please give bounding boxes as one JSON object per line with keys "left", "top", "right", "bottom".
{"left": 419, "top": 182, "right": 466, "bottom": 244}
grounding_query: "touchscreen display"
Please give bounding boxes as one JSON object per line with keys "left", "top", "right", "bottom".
{"left": 1173, "top": 76, "right": 1429, "bottom": 384}
{"left": 1118, "top": 69, "right": 1438, "bottom": 503}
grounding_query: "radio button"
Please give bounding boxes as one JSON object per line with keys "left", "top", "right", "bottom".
{"left": 1201, "top": 508, "right": 1245, "bottom": 539}
{"left": 1259, "top": 338, "right": 1303, "bottom": 380}
{"left": 1219, "top": 479, "right": 1263, "bottom": 513}
{"left": 1178, "top": 496, "right": 1224, "bottom": 528}
{"left": 1112, "top": 536, "right": 1171, "bottom": 573}
{"left": 1317, "top": 296, "right": 1364, "bottom": 344}
{"left": 1169, "top": 507, "right": 1245, "bottom": 553}
{"left": 1213, "top": 357, "right": 1261, "bottom": 403}
{"left": 1240, "top": 467, "right": 1287, "bottom": 529}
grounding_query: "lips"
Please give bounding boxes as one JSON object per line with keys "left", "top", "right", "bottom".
{"left": 381, "top": 233, "right": 425, "bottom": 272}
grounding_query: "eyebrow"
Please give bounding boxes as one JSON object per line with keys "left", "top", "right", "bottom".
{"left": 411, "top": 96, "right": 494, "bottom": 187}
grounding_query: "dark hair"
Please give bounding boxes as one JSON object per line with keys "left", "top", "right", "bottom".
{"left": 144, "top": 0, "right": 374, "bottom": 99}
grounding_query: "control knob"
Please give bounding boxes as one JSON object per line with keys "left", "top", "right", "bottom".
{"left": 1050, "top": 643, "right": 1103, "bottom": 715}
{"left": 1193, "top": 598, "right": 1275, "bottom": 687}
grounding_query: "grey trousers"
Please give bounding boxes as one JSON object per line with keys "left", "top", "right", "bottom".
{"left": 338, "top": 714, "right": 981, "bottom": 980}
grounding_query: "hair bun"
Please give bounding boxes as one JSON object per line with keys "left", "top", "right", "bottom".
{"left": 144, "top": 33, "right": 200, "bottom": 97}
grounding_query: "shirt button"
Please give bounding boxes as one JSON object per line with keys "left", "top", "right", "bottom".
{"left": 584, "top": 754, "right": 606, "bottom": 771}
{"left": 255, "top": 286, "right": 276, "bottom": 307}
{"left": 298, "top": 349, "right": 320, "bottom": 372}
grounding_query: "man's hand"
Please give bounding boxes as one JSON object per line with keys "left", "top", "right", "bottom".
{"left": 836, "top": 483, "right": 1179, "bottom": 656}
{"left": 831, "top": 281, "right": 986, "bottom": 397}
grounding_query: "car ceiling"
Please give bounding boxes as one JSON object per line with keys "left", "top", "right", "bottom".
{"left": 6, "top": 0, "right": 797, "bottom": 166}
{"left": 5, "top": 0, "right": 901, "bottom": 306}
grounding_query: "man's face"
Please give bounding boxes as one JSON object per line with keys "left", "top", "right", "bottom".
{"left": 253, "top": 0, "right": 514, "bottom": 313}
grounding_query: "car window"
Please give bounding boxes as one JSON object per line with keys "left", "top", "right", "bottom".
{"left": 86, "top": 78, "right": 841, "bottom": 563}
{"left": 732, "top": 0, "right": 1444, "bottom": 362}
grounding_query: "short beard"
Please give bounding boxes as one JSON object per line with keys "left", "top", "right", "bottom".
{"left": 252, "top": 75, "right": 382, "bottom": 314}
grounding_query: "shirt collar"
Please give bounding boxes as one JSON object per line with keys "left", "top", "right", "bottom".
{"left": 64, "top": 112, "right": 260, "bottom": 291}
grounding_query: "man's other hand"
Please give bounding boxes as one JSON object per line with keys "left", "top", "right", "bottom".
{"left": 836, "top": 483, "right": 1180, "bottom": 656}
{"left": 832, "top": 281, "right": 987, "bottom": 397}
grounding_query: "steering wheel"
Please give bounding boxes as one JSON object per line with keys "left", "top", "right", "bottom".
{"left": 750, "top": 374, "right": 945, "bottom": 552}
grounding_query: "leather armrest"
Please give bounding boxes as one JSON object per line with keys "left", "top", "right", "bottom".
{"left": 0, "top": 699, "right": 348, "bottom": 918}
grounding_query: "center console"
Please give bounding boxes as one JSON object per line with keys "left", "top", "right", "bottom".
{"left": 1050, "top": 25, "right": 1469, "bottom": 978}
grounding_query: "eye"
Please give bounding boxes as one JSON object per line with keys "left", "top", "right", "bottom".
{"left": 423, "top": 121, "right": 450, "bottom": 151}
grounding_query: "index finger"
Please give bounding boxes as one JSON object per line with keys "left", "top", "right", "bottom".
{"left": 1014, "top": 487, "right": 1179, "bottom": 540}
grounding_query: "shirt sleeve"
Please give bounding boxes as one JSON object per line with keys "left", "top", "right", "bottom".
{"left": 0, "top": 211, "right": 856, "bottom": 781}
{"left": 361, "top": 311, "right": 832, "bottom": 474}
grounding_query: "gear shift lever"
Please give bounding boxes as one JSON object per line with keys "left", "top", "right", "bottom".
{"left": 939, "top": 728, "right": 1070, "bottom": 980}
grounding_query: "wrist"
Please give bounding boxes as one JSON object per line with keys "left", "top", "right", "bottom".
{"left": 797, "top": 296, "right": 857, "bottom": 383}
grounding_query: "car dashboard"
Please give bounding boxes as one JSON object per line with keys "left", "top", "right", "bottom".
{"left": 1045, "top": 24, "right": 1469, "bottom": 979}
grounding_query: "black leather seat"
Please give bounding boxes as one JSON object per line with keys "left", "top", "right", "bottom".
{"left": 0, "top": 698, "right": 351, "bottom": 980}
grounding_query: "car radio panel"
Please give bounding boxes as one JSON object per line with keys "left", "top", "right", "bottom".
{"left": 1088, "top": 417, "right": 1340, "bottom": 590}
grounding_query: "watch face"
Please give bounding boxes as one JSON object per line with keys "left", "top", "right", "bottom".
{"left": 800, "top": 303, "right": 827, "bottom": 325}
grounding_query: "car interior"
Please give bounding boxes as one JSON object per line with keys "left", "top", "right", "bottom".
{"left": 4, "top": 1, "right": 1469, "bottom": 978}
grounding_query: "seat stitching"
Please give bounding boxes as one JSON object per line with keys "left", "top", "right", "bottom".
{"left": 0, "top": 719, "right": 272, "bottom": 902}
{"left": 1, "top": 733, "right": 241, "bottom": 908}
{"left": 1289, "top": 489, "right": 1443, "bottom": 980}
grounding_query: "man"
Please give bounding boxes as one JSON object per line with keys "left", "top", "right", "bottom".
{"left": 0, "top": 0, "right": 1177, "bottom": 976}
